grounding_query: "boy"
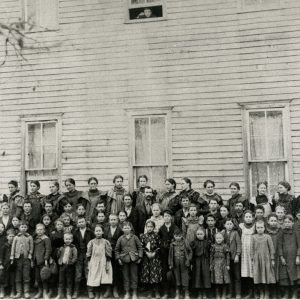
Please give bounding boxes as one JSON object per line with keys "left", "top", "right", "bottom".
{"left": 0, "top": 229, "right": 15, "bottom": 298}
{"left": 0, "top": 203, "right": 12, "bottom": 231}
{"left": 72, "top": 217, "right": 94, "bottom": 298}
{"left": 10, "top": 222, "right": 34, "bottom": 299}
{"left": 57, "top": 233, "right": 78, "bottom": 299}
{"left": 73, "top": 204, "right": 87, "bottom": 225}
{"left": 20, "top": 201, "right": 38, "bottom": 235}
{"left": 60, "top": 200, "right": 76, "bottom": 223}
{"left": 43, "top": 202, "right": 59, "bottom": 222}
{"left": 115, "top": 221, "right": 143, "bottom": 299}
{"left": 103, "top": 214, "right": 123, "bottom": 298}
{"left": 205, "top": 214, "right": 219, "bottom": 246}
{"left": 32, "top": 223, "right": 52, "bottom": 298}
{"left": 275, "top": 206, "right": 286, "bottom": 229}
{"left": 174, "top": 197, "right": 190, "bottom": 229}
{"left": 158, "top": 209, "right": 178, "bottom": 299}
{"left": 90, "top": 201, "right": 107, "bottom": 224}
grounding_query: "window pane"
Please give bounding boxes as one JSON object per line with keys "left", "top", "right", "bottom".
{"left": 249, "top": 111, "right": 266, "bottom": 160}
{"left": 135, "top": 118, "right": 150, "bottom": 164}
{"left": 251, "top": 162, "right": 268, "bottom": 196}
{"left": 43, "top": 123, "right": 57, "bottom": 169}
{"left": 266, "top": 111, "right": 284, "bottom": 159}
{"left": 151, "top": 117, "right": 166, "bottom": 164}
{"left": 151, "top": 167, "right": 167, "bottom": 193}
{"left": 27, "top": 123, "right": 41, "bottom": 169}
{"left": 269, "top": 162, "right": 285, "bottom": 195}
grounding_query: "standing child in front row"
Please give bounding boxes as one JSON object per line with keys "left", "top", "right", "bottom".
{"left": 222, "top": 218, "right": 241, "bottom": 299}
{"left": 251, "top": 220, "right": 276, "bottom": 299}
{"left": 278, "top": 215, "right": 300, "bottom": 298}
{"left": 210, "top": 233, "right": 230, "bottom": 299}
{"left": 0, "top": 229, "right": 16, "bottom": 298}
{"left": 190, "top": 227, "right": 211, "bottom": 299}
{"left": 10, "top": 222, "right": 34, "bottom": 299}
{"left": 239, "top": 210, "right": 255, "bottom": 298}
{"left": 115, "top": 221, "right": 143, "bottom": 299}
{"left": 168, "top": 228, "right": 192, "bottom": 299}
{"left": 86, "top": 225, "right": 112, "bottom": 299}
{"left": 140, "top": 220, "right": 162, "bottom": 299}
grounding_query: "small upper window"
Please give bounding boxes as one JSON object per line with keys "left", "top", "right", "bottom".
{"left": 23, "top": 0, "right": 59, "bottom": 31}
{"left": 126, "top": 0, "right": 166, "bottom": 22}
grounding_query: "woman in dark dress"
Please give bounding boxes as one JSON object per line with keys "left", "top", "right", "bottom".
{"left": 272, "top": 181, "right": 295, "bottom": 215}
{"left": 227, "top": 182, "right": 249, "bottom": 216}
{"left": 42, "top": 181, "right": 61, "bottom": 215}
{"left": 178, "top": 177, "right": 200, "bottom": 208}
{"left": 159, "top": 178, "right": 178, "bottom": 213}
{"left": 199, "top": 180, "right": 223, "bottom": 206}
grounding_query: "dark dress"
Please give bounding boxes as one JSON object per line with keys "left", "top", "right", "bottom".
{"left": 25, "top": 192, "right": 44, "bottom": 222}
{"left": 200, "top": 193, "right": 223, "bottom": 206}
{"left": 190, "top": 239, "right": 211, "bottom": 288}
{"left": 158, "top": 191, "right": 178, "bottom": 213}
{"left": 57, "top": 190, "right": 89, "bottom": 214}
{"left": 178, "top": 189, "right": 200, "bottom": 207}
{"left": 42, "top": 192, "right": 61, "bottom": 214}
{"left": 7, "top": 190, "right": 24, "bottom": 218}
{"left": 273, "top": 193, "right": 295, "bottom": 215}
{"left": 140, "top": 232, "right": 162, "bottom": 284}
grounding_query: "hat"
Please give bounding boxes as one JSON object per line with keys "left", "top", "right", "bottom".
{"left": 163, "top": 209, "right": 173, "bottom": 216}
{"left": 40, "top": 265, "right": 51, "bottom": 281}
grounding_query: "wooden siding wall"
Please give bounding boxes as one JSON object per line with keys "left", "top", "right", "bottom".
{"left": 0, "top": 0, "right": 300, "bottom": 197}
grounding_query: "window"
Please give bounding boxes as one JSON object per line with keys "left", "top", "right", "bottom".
{"left": 245, "top": 106, "right": 290, "bottom": 197}
{"left": 126, "top": 0, "right": 166, "bottom": 22}
{"left": 22, "top": 116, "right": 61, "bottom": 194}
{"left": 23, "top": 0, "right": 59, "bottom": 31}
{"left": 242, "top": 0, "right": 281, "bottom": 10}
{"left": 128, "top": 109, "right": 172, "bottom": 192}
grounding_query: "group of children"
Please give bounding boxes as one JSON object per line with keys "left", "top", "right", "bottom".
{"left": 0, "top": 176, "right": 300, "bottom": 299}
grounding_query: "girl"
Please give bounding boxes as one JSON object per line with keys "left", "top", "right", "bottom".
{"left": 144, "top": 203, "right": 164, "bottom": 233}
{"left": 7, "top": 216, "right": 20, "bottom": 235}
{"left": 222, "top": 218, "right": 241, "bottom": 299}
{"left": 43, "top": 181, "right": 61, "bottom": 215}
{"left": 217, "top": 205, "right": 229, "bottom": 231}
{"left": 41, "top": 214, "right": 54, "bottom": 237}
{"left": 228, "top": 182, "right": 249, "bottom": 216}
{"left": 200, "top": 180, "right": 223, "bottom": 206}
{"left": 266, "top": 213, "right": 281, "bottom": 298}
{"left": 275, "top": 205, "right": 286, "bottom": 229}
{"left": 115, "top": 222, "right": 143, "bottom": 299}
{"left": 210, "top": 232, "right": 230, "bottom": 299}
{"left": 32, "top": 223, "right": 52, "bottom": 299}
{"left": 107, "top": 175, "right": 127, "bottom": 216}
{"left": 250, "top": 182, "right": 273, "bottom": 217}
{"left": 182, "top": 204, "right": 203, "bottom": 245}
{"left": 168, "top": 228, "right": 192, "bottom": 299}
{"left": 239, "top": 210, "right": 255, "bottom": 298}
{"left": 140, "top": 220, "right": 162, "bottom": 299}
{"left": 159, "top": 178, "right": 178, "bottom": 213}
{"left": 278, "top": 215, "right": 300, "bottom": 298}
{"left": 86, "top": 225, "right": 113, "bottom": 299}
{"left": 62, "top": 215, "right": 73, "bottom": 234}
{"left": 118, "top": 211, "right": 127, "bottom": 229}
{"left": 273, "top": 181, "right": 294, "bottom": 215}
{"left": 190, "top": 227, "right": 211, "bottom": 299}
{"left": 25, "top": 180, "right": 44, "bottom": 222}
{"left": 251, "top": 220, "right": 276, "bottom": 299}
{"left": 7, "top": 180, "right": 24, "bottom": 218}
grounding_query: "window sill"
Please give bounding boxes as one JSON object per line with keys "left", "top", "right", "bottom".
{"left": 125, "top": 17, "right": 167, "bottom": 24}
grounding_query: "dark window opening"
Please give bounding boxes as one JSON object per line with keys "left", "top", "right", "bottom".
{"left": 129, "top": 5, "right": 163, "bottom": 20}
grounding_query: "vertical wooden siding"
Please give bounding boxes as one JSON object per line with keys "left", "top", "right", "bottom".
{"left": 0, "top": 0, "right": 300, "bottom": 197}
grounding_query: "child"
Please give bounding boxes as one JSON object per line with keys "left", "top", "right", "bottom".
{"left": 278, "top": 215, "right": 300, "bottom": 298}
{"left": 174, "top": 197, "right": 190, "bottom": 229}
{"left": 123, "top": 194, "right": 139, "bottom": 234}
{"left": 190, "top": 227, "right": 211, "bottom": 299}
{"left": 10, "top": 222, "right": 34, "bottom": 299}
{"left": 266, "top": 213, "right": 281, "bottom": 298}
{"left": 103, "top": 214, "right": 123, "bottom": 298}
{"left": 72, "top": 217, "right": 94, "bottom": 299}
{"left": 50, "top": 219, "right": 65, "bottom": 258}
{"left": 239, "top": 210, "right": 255, "bottom": 298}
{"left": 182, "top": 204, "right": 203, "bottom": 245}
{"left": 144, "top": 203, "right": 164, "bottom": 233}
{"left": 41, "top": 214, "right": 54, "bottom": 237}
{"left": 140, "top": 220, "right": 162, "bottom": 298}
{"left": 60, "top": 200, "right": 76, "bottom": 223}
{"left": 210, "top": 233, "right": 230, "bottom": 299}
{"left": 91, "top": 211, "right": 106, "bottom": 232}
{"left": 86, "top": 225, "right": 112, "bottom": 299}
{"left": 43, "top": 202, "right": 59, "bottom": 222}
{"left": 222, "top": 218, "right": 241, "bottom": 299}
{"left": 20, "top": 201, "right": 38, "bottom": 235}
{"left": 32, "top": 223, "right": 52, "bottom": 299}
{"left": 205, "top": 214, "right": 219, "bottom": 246}
{"left": 251, "top": 220, "right": 276, "bottom": 299}
{"left": 254, "top": 205, "right": 265, "bottom": 222}
{"left": 115, "top": 221, "right": 143, "bottom": 299}
{"left": 57, "top": 233, "right": 77, "bottom": 299}
{"left": 168, "top": 228, "right": 192, "bottom": 299}
{"left": 25, "top": 180, "right": 44, "bottom": 223}
{"left": 74, "top": 204, "right": 87, "bottom": 225}
{"left": 118, "top": 211, "right": 127, "bottom": 229}
{"left": 250, "top": 181, "right": 273, "bottom": 217}
{"left": 62, "top": 215, "right": 74, "bottom": 234}
{"left": 7, "top": 216, "right": 20, "bottom": 235}
{"left": 217, "top": 206, "right": 230, "bottom": 231}
{"left": 90, "top": 201, "right": 107, "bottom": 224}
{"left": 0, "top": 203, "right": 12, "bottom": 231}
{"left": 208, "top": 199, "right": 221, "bottom": 220}
{"left": 0, "top": 229, "right": 15, "bottom": 298}
{"left": 275, "top": 205, "right": 286, "bottom": 229}
{"left": 158, "top": 209, "right": 178, "bottom": 299}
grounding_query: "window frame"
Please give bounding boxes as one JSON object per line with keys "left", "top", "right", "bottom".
{"left": 240, "top": 101, "right": 292, "bottom": 198}
{"left": 126, "top": 107, "right": 173, "bottom": 191}
{"left": 22, "top": 0, "right": 59, "bottom": 32}
{"left": 124, "top": 0, "right": 167, "bottom": 24}
{"left": 20, "top": 114, "right": 62, "bottom": 195}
